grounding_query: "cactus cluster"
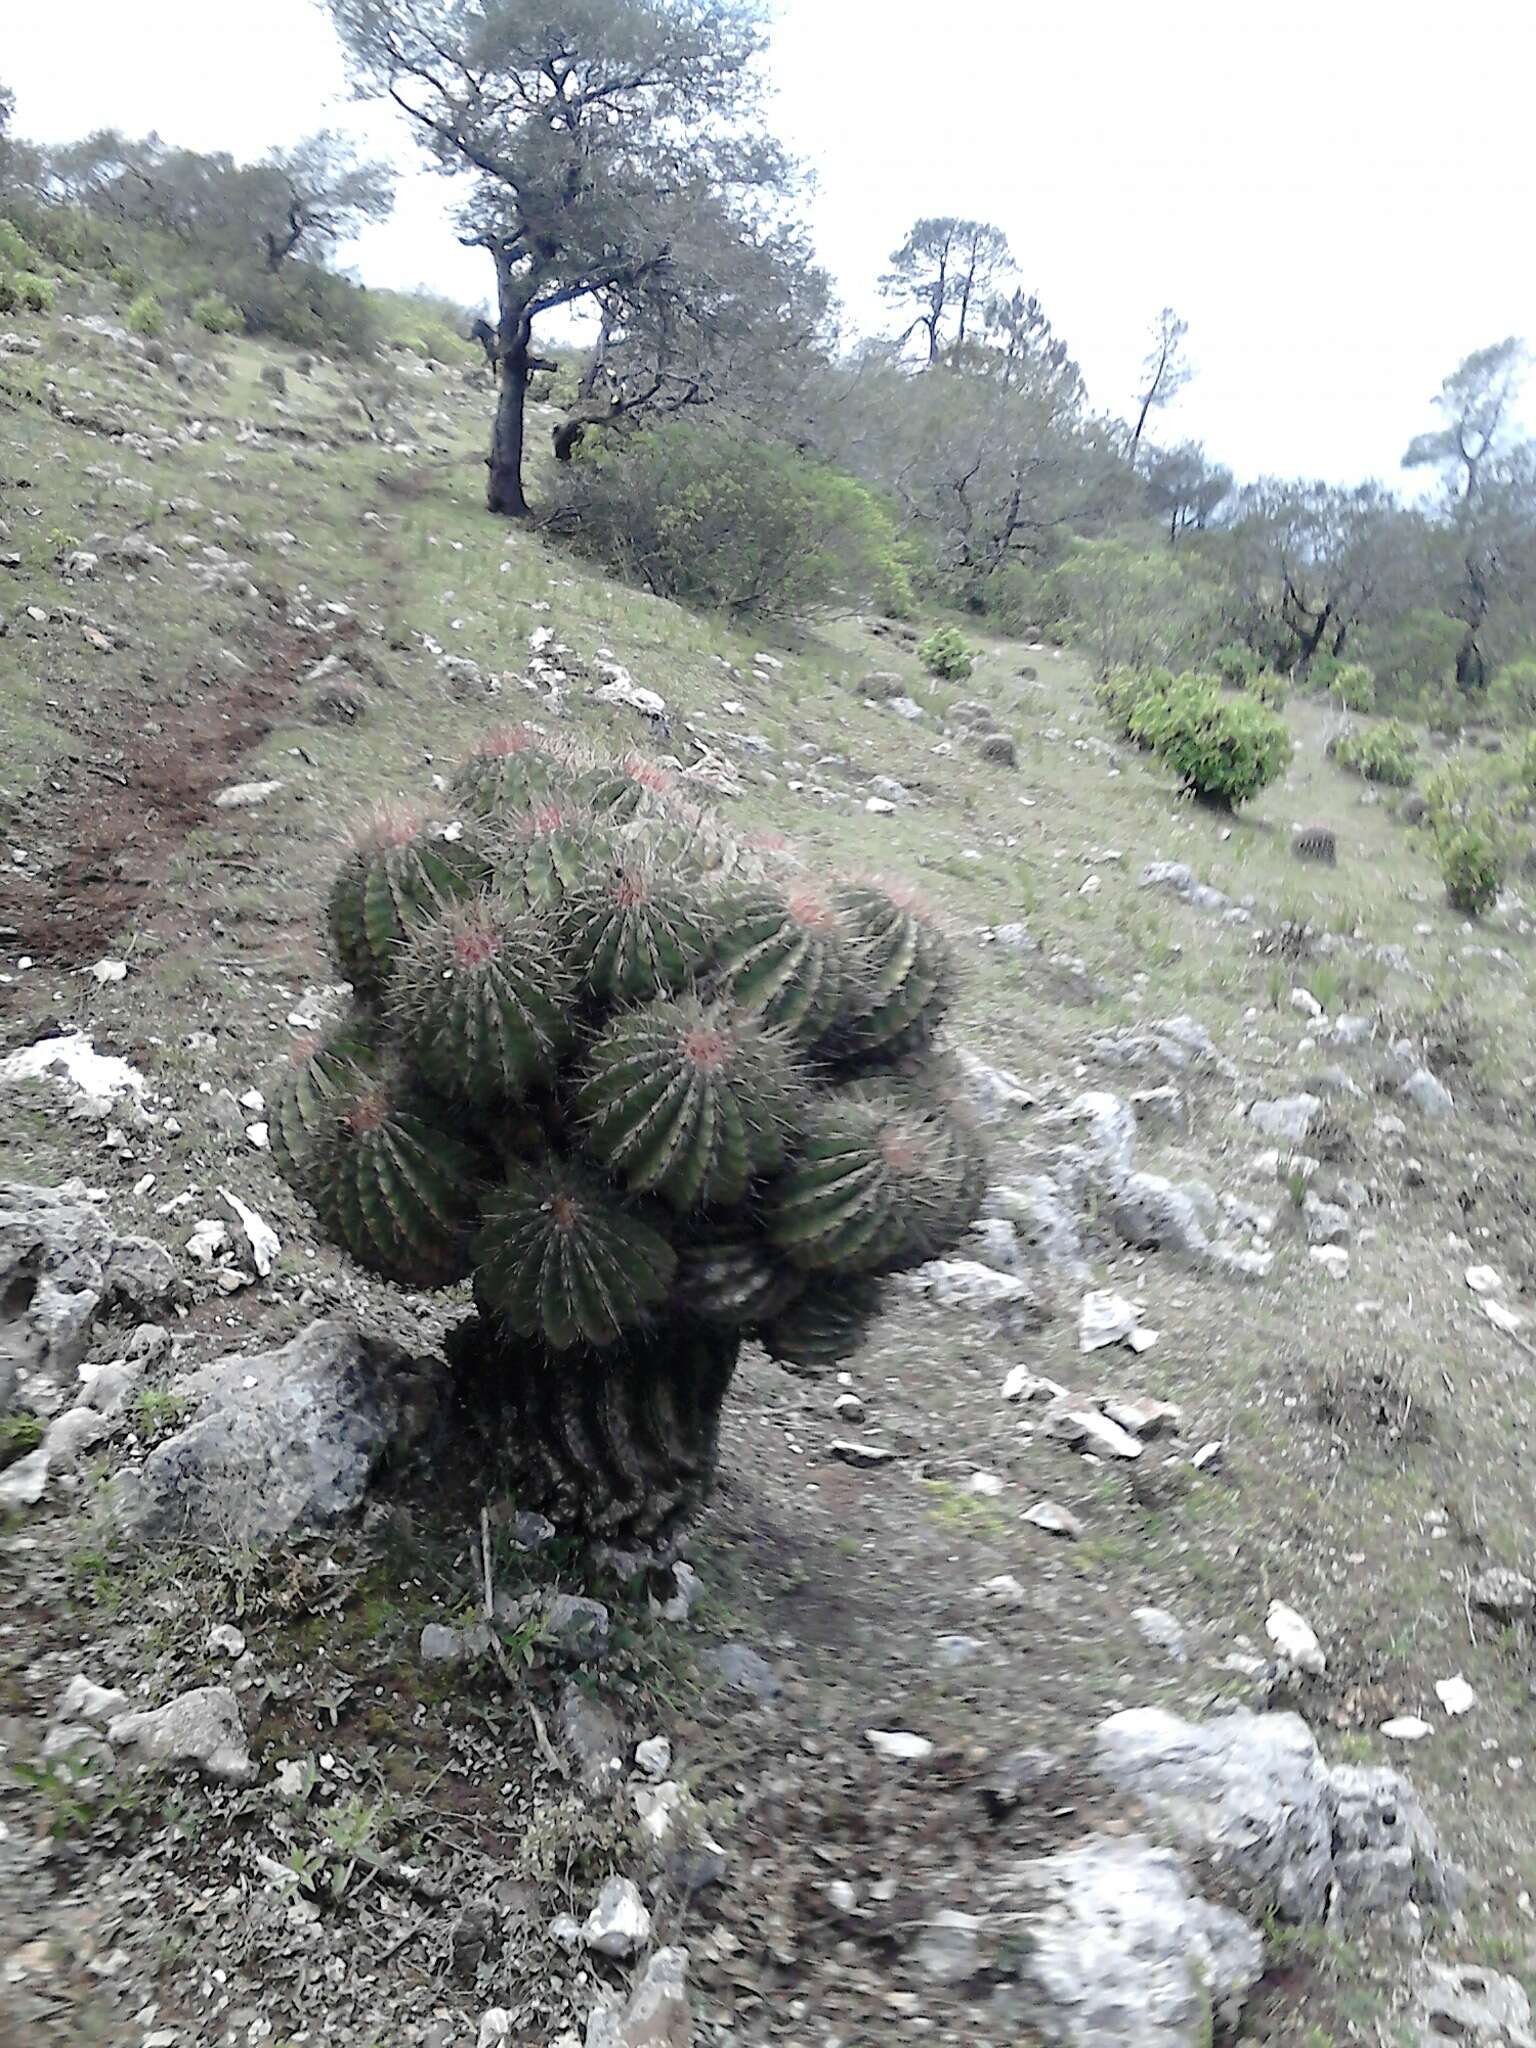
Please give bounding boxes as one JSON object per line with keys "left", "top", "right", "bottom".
{"left": 272, "top": 726, "right": 987, "bottom": 1544}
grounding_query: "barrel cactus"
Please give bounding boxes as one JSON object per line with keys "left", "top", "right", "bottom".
{"left": 273, "top": 726, "right": 988, "bottom": 1549}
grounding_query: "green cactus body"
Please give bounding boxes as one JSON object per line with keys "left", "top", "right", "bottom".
{"left": 497, "top": 800, "right": 612, "bottom": 911}
{"left": 676, "top": 1233, "right": 806, "bottom": 1325}
{"left": 397, "top": 896, "right": 573, "bottom": 1104}
{"left": 327, "top": 814, "right": 487, "bottom": 998}
{"left": 577, "top": 997, "right": 805, "bottom": 1211}
{"left": 711, "top": 881, "right": 855, "bottom": 1040}
{"left": 766, "top": 1091, "right": 979, "bottom": 1273}
{"left": 820, "top": 884, "right": 954, "bottom": 1061}
{"left": 311, "top": 1075, "right": 483, "bottom": 1288}
{"left": 267, "top": 1023, "right": 377, "bottom": 1198}
{"left": 760, "top": 1277, "right": 885, "bottom": 1371}
{"left": 450, "top": 726, "right": 570, "bottom": 818}
{"left": 558, "top": 859, "right": 716, "bottom": 1003}
{"left": 473, "top": 1160, "right": 677, "bottom": 1349}
{"left": 575, "top": 753, "right": 674, "bottom": 821}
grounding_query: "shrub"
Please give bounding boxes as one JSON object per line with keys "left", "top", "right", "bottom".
{"left": 0, "top": 274, "right": 16, "bottom": 316}
{"left": 1098, "top": 665, "right": 1173, "bottom": 744}
{"left": 1422, "top": 685, "right": 1467, "bottom": 738}
{"left": 1304, "top": 653, "right": 1342, "bottom": 695}
{"left": 1330, "top": 722, "right": 1418, "bottom": 787}
{"left": 918, "top": 626, "right": 975, "bottom": 682}
{"left": 125, "top": 290, "right": 165, "bottom": 338}
{"left": 0, "top": 218, "right": 38, "bottom": 269}
{"left": 1211, "top": 642, "right": 1258, "bottom": 687}
{"left": 268, "top": 731, "right": 987, "bottom": 1544}
{"left": 16, "top": 272, "right": 51, "bottom": 312}
{"left": 1489, "top": 659, "right": 1536, "bottom": 728}
{"left": 1246, "top": 668, "right": 1289, "bottom": 708}
{"left": 1356, "top": 608, "right": 1464, "bottom": 704}
{"left": 1438, "top": 820, "right": 1505, "bottom": 915}
{"left": 552, "top": 423, "right": 913, "bottom": 618}
{"left": 1330, "top": 663, "right": 1377, "bottom": 713}
{"left": 191, "top": 290, "right": 241, "bottom": 335}
{"left": 1141, "top": 676, "right": 1290, "bottom": 808}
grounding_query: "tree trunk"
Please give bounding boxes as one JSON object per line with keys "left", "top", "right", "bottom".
{"left": 487, "top": 337, "right": 532, "bottom": 517}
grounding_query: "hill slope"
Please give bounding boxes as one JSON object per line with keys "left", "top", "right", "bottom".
{"left": 3, "top": 285, "right": 1536, "bottom": 2047}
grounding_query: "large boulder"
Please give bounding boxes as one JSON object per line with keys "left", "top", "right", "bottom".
{"left": 118, "top": 1318, "right": 426, "bottom": 1547}
{"left": 0, "top": 1181, "right": 180, "bottom": 1409}
{"left": 1093, "top": 1707, "right": 1461, "bottom": 1926}
{"left": 999, "top": 1834, "right": 1263, "bottom": 2046}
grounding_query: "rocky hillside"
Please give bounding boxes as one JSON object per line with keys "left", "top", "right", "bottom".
{"left": 3, "top": 283, "right": 1536, "bottom": 2048}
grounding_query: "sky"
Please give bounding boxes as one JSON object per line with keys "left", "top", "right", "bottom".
{"left": 7, "top": 0, "right": 1536, "bottom": 487}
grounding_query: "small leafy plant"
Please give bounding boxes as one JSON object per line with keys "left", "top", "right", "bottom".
{"left": 1330, "top": 722, "right": 1418, "bottom": 787}
{"left": 917, "top": 626, "right": 975, "bottom": 682}
{"left": 1330, "top": 663, "right": 1377, "bottom": 713}
{"left": 1438, "top": 819, "right": 1505, "bottom": 915}
{"left": 1137, "top": 675, "right": 1290, "bottom": 807}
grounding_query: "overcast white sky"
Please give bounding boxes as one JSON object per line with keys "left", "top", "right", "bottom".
{"left": 8, "top": 0, "right": 1536, "bottom": 486}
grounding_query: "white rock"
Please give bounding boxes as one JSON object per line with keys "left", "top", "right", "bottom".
{"left": 864, "top": 796, "right": 896, "bottom": 814}
{"left": 107, "top": 1685, "right": 255, "bottom": 1782}
{"left": 1435, "top": 1674, "right": 1476, "bottom": 1716}
{"left": 0, "top": 1447, "right": 50, "bottom": 1507}
{"left": 865, "top": 1729, "right": 934, "bottom": 1762}
{"left": 88, "top": 958, "right": 129, "bottom": 985}
{"left": 1266, "top": 1600, "right": 1326, "bottom": 1676}
{"left": 1380, "top": 1716, "right": 1433, "bottom": 1741}
{"left": 0, "top": 1030, "right": 146, "bottom": 1112}
{"left": 213, "top": 780, "right": 283, "bottom": 809}
{"left": 830, "top": 1439, "right": 897, "bottom": 1469}
{"left": 219, "top": 1188, "right": 280, "bottom": 1276}
{"left": 1078, "top": 1289, "right": 1155, "bottom": 1353}
{"left": 1465, "top": 1264, "right": 1503, "bottom": 1296}
{"left": 1309, "top": 1245, "right": 1349, "bottom": 1278}
{"left": 1002, "top": 1364, "right": 1064, "bottom": 1404}
{"left": 207, "top": 1623, "right": 247, "bottom": 1659}
{"left": 186, "top": 1218, "right": 230, "bottom": 1264}
{"left": 476, "top": 2013, "right": 513, "bottom": 2048}
{"left": 549, "top": 1913, "right": 583, "bottom": 1953}
{"left": 965, "top": 1472, "right": 1005, "bottom": 1496}
{"left": 906, "top": 1258, "right": 1033, "bottom": 1310}
{"left": 1102, "top": 1396, "right": 1182, "bottom": 1438}
{"left": 1073, "top": 1409, "right": 1145, "bottom": 1461}
{"left": 1484, "top": 1298, "right": 1525, "bottom": 1334}
{"left": 1023, "top": 1499, "right": 1083, "bottom": 1540}
{"left": 580, "top": 1875, "right": 652, "bottom": 1958}
{"left": 634, "top": 1736, "right": 672, "bottom": 1780}
{"left": 1289, "top": 988, "right": 1323, "bottom": 1019}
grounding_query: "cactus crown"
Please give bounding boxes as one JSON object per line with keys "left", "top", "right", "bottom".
{"left": 276, "top": 736, "right": 987, "bottom": 1380}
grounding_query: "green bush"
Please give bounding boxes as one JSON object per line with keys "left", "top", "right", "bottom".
{"left": 1509, "top": 731, "right": 1536, "bottom": 800}
{"left": 1210, "top": 642, "right": 1258, "bottom": 687}
{"left": 1245, "top": 668, "right": 1289, "bottom": 708}
{"left": 1140, "top": 675, "right": 1290, "bottom": 808}
{"left": 16, "top": 272, "right": 52, "bottom": 313}
{"left": 1330, "top": 663, "right": 1377, "bottom": 713}
{"left": 1304, "top": 653, "right": 1342, "bottom": 695}
{"left": 125, "top": 290, "right": 166, "bottom": 338}
{"left": 1489, "top": 659, "right": 1536, "bottom": 727}
{"left": 1098, "top": 665, "right": 1173, "bottom": 744}
{"left": 268, "top": 729, "right": 987, "bottom": 1545}
{"left": 1422, "top": 685, "right": 1467, "bottom": 738}
{"left": 0, "top": 218, "right": 38, "bottom": 270}
{"left": 917, "top": 626, "right": 975, "bottom": 682}
{"left": 190, "top": 290, "right": 241, "bottom": 335}
{"left": 0, "top": 274, "right": 17, "bottom": 316}
{"left": 1330, "top": 722, "right": 1418, "bottom": 787}
{"left": 552, "top": 422, "right": 913, "bottom": 619}
{"left": 1438, "top": 820, "right": 1505, "bottom": 915}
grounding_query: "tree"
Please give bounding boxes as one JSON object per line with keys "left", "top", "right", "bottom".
{"left": 1404, "top": 340, "right": 1534, "bottom": 691}
{"left": 550, "top": 208, "right": 829, "bottom": 461}
{"left": 879, "top": 216, "right": 1013, "bottom": 366}
{"left": 1128, "top": 306, "right": 1192, "bottom": 463}
{"left": 1141, "top": 441, "right": 1233, "bottom": 543}
{"left": 329, "top": 0, "right": 788, "bottom": 518}
{"left": 0, "top": 81, "right": 14, "bottom": 174}
{"left": 1055, "top": 536, "right": 1212, "bottom": 677}
{"left": 253, "top": 132, "right": 396, "bottom": 271}
{"left": 1227, "top": 480, "right": 1412, "bottom": 671}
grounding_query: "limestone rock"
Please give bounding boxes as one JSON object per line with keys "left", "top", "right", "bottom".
{"left": 1413, "top": 1964, "right": 1535, "bottom": 2047}
{"left": 122, "top": 1319, "right": 424, "bottom": 1547}
{"left": 585, "top": 1946, "right": 691, "bottom": 2048}
{"left": 581, "top": 1875, "right": 652, "bottom": 1959}
{"left": 107, "top": 1684, "right": 255, "bottom": 1783}
{"left": 1004, "top": 1834, "right": 1263, "bottom": 2045}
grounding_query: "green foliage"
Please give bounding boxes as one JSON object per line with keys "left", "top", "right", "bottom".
{"left": 1054, "top": 537, "right": 1215, "bottom": 679}
{"left": 190, "top": 290, "right": 241, "bottom": 335}
{"left": 1489, "top": 659, "right": 1536, "bottom": 728}
{"left": 1357, "top": 608, "right": 1465, "bottom": 704}
{"left": 274, "top": 735, "right": 987, "bottom": 1540}
{"left": 553, "top": 422, "right": 913, "bottom": 618}
{"left": 1330, "top": 663, "right": 1377, "bottom": 713}
{"left": 1438, "top": 820, "right": 1505, "bottom": 915}
{"left": 917, "top": 625, "right": 975, "bottom": 681}
{"left": 0, "top": 273, "right": 15, "bottom": 315}
{"left": 125, "top": 289, "right": 165, "bottom": 337}
{"left": 0, "top": 1412, "right": 43, "bottom": 1469}
{"left": 1210, "top": 642, "right": 1258, "bottom": 686}
{"left": 16, "top": 271, "right": 51, "bottom": 311}
{"left": 0, "top": 217, "right": 36, "bottom": 268}
{"left": 1139, "top": 675, "right": 1291, "bottom": 807}
{"left": 1330, "top": 722, "right": 1419, "bottom": 787}
{"left": 1245, "top": 668, "right": 1289, "bottom": 708}
{"left": 1097, "top": 665, "right": 1174, "bottom": 744}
